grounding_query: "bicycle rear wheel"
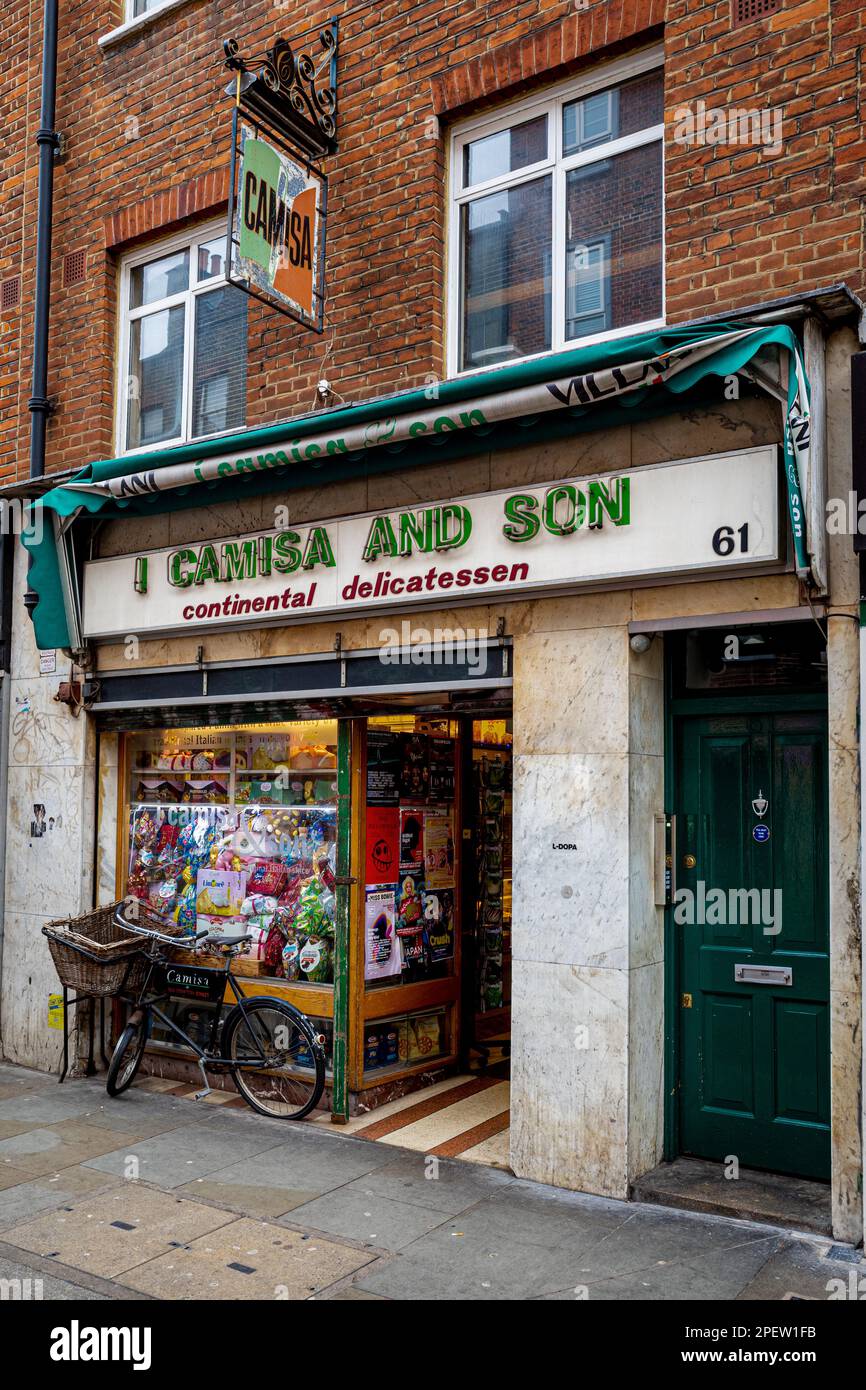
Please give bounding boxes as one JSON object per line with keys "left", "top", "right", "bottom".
{"left": 224, "top": 997, "right": 325, "bottom": 1120}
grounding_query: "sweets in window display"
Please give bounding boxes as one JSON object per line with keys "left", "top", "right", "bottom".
{"left": 125, "top": 774, "right": 338, "bottom": 974}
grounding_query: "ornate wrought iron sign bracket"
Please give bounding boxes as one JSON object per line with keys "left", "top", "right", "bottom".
{"left": 222, "top": 23, "right": 337, "bottom": 333}
{"left": 223, "top": 22, "right": 338, "bottom": 158}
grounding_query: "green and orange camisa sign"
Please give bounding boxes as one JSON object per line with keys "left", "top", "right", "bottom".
{"left": 234, "top": 125, "right": 322, "bottom": 322}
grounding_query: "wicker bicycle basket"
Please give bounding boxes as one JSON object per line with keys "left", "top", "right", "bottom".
{"left": 42, "top": 901, "right": 150, "bottom": 997}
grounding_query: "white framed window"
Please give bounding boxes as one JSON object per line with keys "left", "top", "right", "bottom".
{"left": 448, "top": 46, "right": 665, "bottom": 376}
{"left": 128, "top": 0, "right": 170, "bottom": 18}
{"left": 117, "top": 219, "right": 248, "bottom": 455}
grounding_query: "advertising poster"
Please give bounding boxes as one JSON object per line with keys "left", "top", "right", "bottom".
{"left": 399, "top": 733, "right": 429, "bottom": 802}
{"left": 365, "top": 806, "right": 400, "bottom": 885}
{"left": 422, "top": 888, "right": 454, "bottom": 963}
{"left": 424, "top": 813, "right": 455, "bottom": 889}
{"left": 399, "top": 809, "right": 425, "bottom": 873}
{"left": 366, "top": 729, "right": 401, "bottom": 806}
{"left": 364, "top": 887, "right": 401, "bottom": 981}
{"left": 428, "top": 738, "right": 455, "bottom": 800}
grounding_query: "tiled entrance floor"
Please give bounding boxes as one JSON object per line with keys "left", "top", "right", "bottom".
{"left": 136, "top": 1068, "right": 512, "bottom": 1169}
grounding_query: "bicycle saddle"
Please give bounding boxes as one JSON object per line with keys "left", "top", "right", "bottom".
{"left": 206, "top": 934, "right": 252, "bottom": 947}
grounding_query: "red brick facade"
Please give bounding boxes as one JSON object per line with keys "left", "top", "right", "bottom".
{"left": 0, "top": 0, "right": 862, "bottom": 481}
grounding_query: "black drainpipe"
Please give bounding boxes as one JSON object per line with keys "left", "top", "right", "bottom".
{"left": 28, "top": 0, "right": 60, "bottom": 481}
{"left": 4, "top": 1, "right": 60, "bottom": 1051}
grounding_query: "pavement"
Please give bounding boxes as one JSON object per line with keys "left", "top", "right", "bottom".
{"left": 0, "top": 1060, "right": 861, "bottom": 1302}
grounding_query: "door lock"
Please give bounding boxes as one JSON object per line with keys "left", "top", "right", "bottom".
{"left": 682, "top": 854, "right": 697, "bottom": 869}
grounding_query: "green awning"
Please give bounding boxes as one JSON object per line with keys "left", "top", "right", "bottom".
{"left": 23, "top": 321, "right": 812, "bottom": 650}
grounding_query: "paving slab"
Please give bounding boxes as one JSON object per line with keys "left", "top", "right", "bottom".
{"left": 736, "top": 1236, "right": 863, "bottom": 1301}
{"left": 350, "top": 1227, "right": 582, "bottom": 1301}
{"left": 325, "top": 1284, "right": 390, "bottom": 1300}
{"left": 174, "top": 1177, "right": 313, "bottom": 1218}
{"left": 0, "top": 1090, "right": 118, "bottom": 1127}
{"left": 541, "top": 1243, "right": 777, "bottom": 1301}
{"left": 118, "top": 1215, "right": 377, "bottom": 1300}
{"left": 569, "top": 1206, "right": 780, "bottom": 1283}
{"left": 343, "top": 1148, "right": 517, "bottom": 1214}
{"left": 0, "top": 1063, "right": 54, "bottom": 1089}
{"left": 429, "top": 1183, "right": 629, "bottom": 1253}
{"left": 81, "top": 1115, "right": 290, "bottom": 1188}
{"left": 0, "top": 1165, "right": 33, "bottom": 1192}
{"left": 0, "top": 1122, "right": 141, "bottom": 1177}
{"left": 0, "top": 1254, "right": 108, "bottom": 1301}
{"left": 286, "top": 1187, "right": 453, "bottom": 1251}
{"left": 0, "top": 1163, "right": 121, "bottom": 1230}
{"left": 2, "top": 1185, "right": 237, "bottom": 1278}
{"left": 190, "top": 1131, "right": 396, "bottom": 1208}
{"left": 49, "top": 1092, "right": 212, "bottom": 1138}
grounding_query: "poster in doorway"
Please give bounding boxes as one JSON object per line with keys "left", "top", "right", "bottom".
{"left": 424, "top": 813, "right": 455, "bottom": 889}
{"left": 365, "top": 806, "right": 400, "bottom": 885}
{"left": 366, "top": 730, "right": 401, "bottom": 806}
{"left": 399, "top": 810, "right": 425, "bottom": 873}
{"left": 364, "top": 888, "right": 401, "bottom": 981}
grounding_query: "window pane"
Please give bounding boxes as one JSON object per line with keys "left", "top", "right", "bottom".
{"left": 132, "top": 0, "right": 166, "bottom": 16}
{"left": 130, "top": 250, "right": 189, "bottom": 308}
{"left": 563, "top": 70, "right": 663, "bottom": 155}
{"left": 192, "top": 286, "right": 247, "bottom": 437}
{"left": 197, "top": 237, "right": 227, "bottom": 283}
{"left": 460, "top": 174, "right": 551, "bottom": 371}
{"left": 564, "top": 142, "right": 662, "bottom": 342}
{"left": 126, "top": 305, "right": 185, "bottom": 448}
{"left": 463, "top": 114, "right": 547, "bottom": 187}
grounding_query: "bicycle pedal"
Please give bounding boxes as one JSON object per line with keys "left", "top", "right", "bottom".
{"left": 193, "top": 1087, "right": 212, "bottom": 1101}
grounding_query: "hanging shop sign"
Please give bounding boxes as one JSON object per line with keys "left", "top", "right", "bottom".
{"left": 80, "top": 446, "right": 781, "bottom": 640}
{"left": 228, "top": 123, "right": 325, "bottom": 331}
{"left": 222, "top": 29, "right": 336, "bottom": 332}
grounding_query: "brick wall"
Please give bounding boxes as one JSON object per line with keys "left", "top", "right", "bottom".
{"left": 0, "top": 0, "right": 862, "bottom": 483}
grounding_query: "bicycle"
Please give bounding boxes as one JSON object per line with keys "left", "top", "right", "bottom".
{"left": 106, "top": 904, "right": 326, "bottom": 1120}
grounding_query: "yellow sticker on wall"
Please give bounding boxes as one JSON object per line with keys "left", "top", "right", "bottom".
{"left": 48, "top": 994, "right": 64, "bottom": 1030}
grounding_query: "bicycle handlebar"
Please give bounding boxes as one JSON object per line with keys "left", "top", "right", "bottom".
{"left": 113, "top": 905, "right": 209, "bottom": 950}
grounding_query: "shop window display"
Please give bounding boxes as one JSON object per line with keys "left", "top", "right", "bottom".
{"left": 124, "top": 722, "right": 339, "bottom": 987}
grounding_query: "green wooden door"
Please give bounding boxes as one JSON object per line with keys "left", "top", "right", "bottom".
{"left": 675, "top": 708, "right": 830, "bottom": 1180}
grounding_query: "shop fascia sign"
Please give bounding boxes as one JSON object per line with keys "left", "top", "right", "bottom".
{"left": 81, "top": 446, "right": 781, "bottom": 640}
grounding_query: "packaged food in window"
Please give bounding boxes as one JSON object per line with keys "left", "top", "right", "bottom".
{"left": 298, "top": 932, "right": 332, "bottom": 982}
{"left": 246, "top": 859, "right": 288, "bottom": 898}
{"left": 406, "top": 1012, "right": 442, "bottom": 1061}
{"left": 132, "top": 808, "right": 158, "bottom": 850}
{"left": 181, "top": 779, "right": 226, "bottom": 804}
{"left": 134, "top": 778, "right": 181, "bottom": 804}
{"left": 365, "top": 1030, "right": 381, "bottom": 1070}
{"left": 281, "top": 927, "right": 299, "bottom": 980}
{"left": 379, "top": 1027, "right": 399, "bottom": 1066}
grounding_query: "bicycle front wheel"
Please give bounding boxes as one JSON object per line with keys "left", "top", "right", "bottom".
{"left": 106, "top": 1011, "right": 149, "bottom": 1097}
{"left": 224, "top": 998, "right": 325, "bottom": 1120}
